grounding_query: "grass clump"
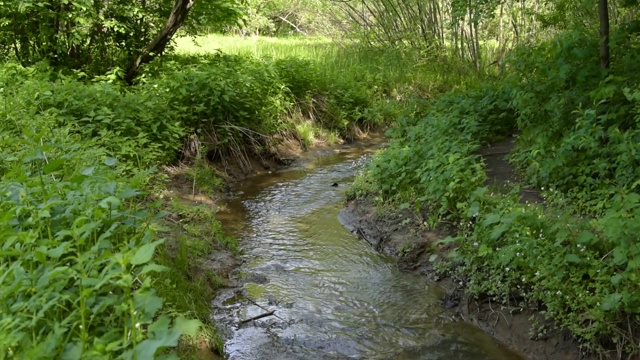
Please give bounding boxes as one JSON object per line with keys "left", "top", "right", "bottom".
{"left": 153, "top": 198, "right": 237, "bottom": 358}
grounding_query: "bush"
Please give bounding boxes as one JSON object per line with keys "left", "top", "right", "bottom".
{"left": 507, "top": 31, "right": 640, "bottom": 215}
{"left": 367, "top": 86, "right": 514, "bottom": 218}
{"left": 0, "top": 119, "right": 200, "bottom": 358}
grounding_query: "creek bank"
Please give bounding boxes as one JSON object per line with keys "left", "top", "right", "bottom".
{"left": 339, "top": 198, "right": 589, "bottom": 360}
{"left": 338, "top": 136, "right": 595, "bottom": 360}
{"left": 155, "top": 132, "right": 385, "bottom": 358}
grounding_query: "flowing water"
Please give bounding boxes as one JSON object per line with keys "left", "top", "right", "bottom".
{"left": 213, "top": 140, "right": 524, "bottom": 360}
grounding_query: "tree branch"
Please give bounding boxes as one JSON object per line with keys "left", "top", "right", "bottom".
{"left": 124, "top": 0, "right": 194, "bottom": 84}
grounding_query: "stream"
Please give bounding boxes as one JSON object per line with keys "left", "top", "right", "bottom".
{"left": 213, "top": 140, "right": 524, "bottom": 360}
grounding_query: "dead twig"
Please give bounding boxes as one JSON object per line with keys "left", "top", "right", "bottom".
{"left": 246, "top": 298, "right": 288, "bottom": 322}
{"left": 240, "top": 310, "right": 276, "bottom": 324}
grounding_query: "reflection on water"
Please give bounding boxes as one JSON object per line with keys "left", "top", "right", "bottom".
{"left": 213, "top": 140, "right": 524, "bottom": 360}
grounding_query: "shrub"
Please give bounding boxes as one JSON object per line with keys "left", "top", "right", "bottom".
{"left": 0, "top": 121, "right": 199, "bottom": 359}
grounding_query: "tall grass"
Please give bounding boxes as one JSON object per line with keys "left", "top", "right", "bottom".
{"left": 174, "top": 34, "right": 482, "bottom": 98}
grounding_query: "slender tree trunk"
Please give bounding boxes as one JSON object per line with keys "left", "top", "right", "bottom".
{"left": 498, "top": 2, "right": 504, "bottom": 69}
{"left": 474, "top": 20, "right": 481, "bottom": 70}
{"left": 598, "top": 0, "right": 610, "bottom": 69}
{"left": 124, "top": 0, "right": 194, "bottom": 84}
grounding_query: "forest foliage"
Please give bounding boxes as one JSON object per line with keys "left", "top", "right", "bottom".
{"left": 2, "top": 0, "right": 640, "bottom": 358}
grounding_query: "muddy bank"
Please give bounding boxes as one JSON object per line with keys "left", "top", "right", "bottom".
{"left": 338, "top": 198, "right": 590, "bottom": 360}
{"left": 337, "top": 135, "right": 595, "bottom": 360}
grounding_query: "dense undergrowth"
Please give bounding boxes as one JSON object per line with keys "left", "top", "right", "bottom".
{"left": 0, "top": 36, "right": 469, "bottom": 358}
{"left": 351, "top": 29, "right": 640, "bottom": 356}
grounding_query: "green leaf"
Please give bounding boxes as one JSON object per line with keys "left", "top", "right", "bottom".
{"left": 466, "top": 201, "right": 480, "bottom": 217}
{"left": 135, "top": 290, "right": 164, "bottom": 322}
{"left": 436, "top": 236, "right": 457, "bottom": 245}
{"left": 482, "top": 213, "right": 501, "bottom": 226}
{"left": 139, "top": 263, "right": 169, "bottom": 275}
{"left": 118, "top": 188, "right": 140, "bottom": 199}
{"left": 565, "top": 254, "right": 582, "bottom": 264}
{"left": 81, "top": 166, "right": 96, "bottom": 176}
{"left": 602, "top": 293, "right": 622, "bottom": 311}
{"left": 98, "top": 196, "right": 121, "bottom": 209}
{"left": 104, "top": 157, "right": 118, "bottom": 167}
{"left": 133, "top": 336, "right": 180, "bottom": 360}
{"left": 611, "top": 274, "right": 623, "bottom": 285}
{"left": 489, "top": 224, "right": 508, "bottom": 241}
{"left": 577, "top": 231, "right": 595, "bottom": 245}
{"left": 130, "top": 240, "right": 164, "bottom": 265}
{"left": 478, "top": 244, "right": 492, "bottom": 256}
{"left": 173, "top": 317, "right": 202, "bottom": 338}
{"left": 156, "top": 354, "right": 180, "bottom": 360}
{"left": 61, "top": 342, "right": 82, "bottom": 360}
{"left": 46, "top": 244, "right": 67, "bottom": 259}
{"left": 43, "top": 158, "right": 65, "bottom": 174}
{"left": 153, "top": 211, "right": 171, "bottom": 220}
{"left": 149, "top": 315, "right": 171, "bottom": 333}
{"left": 613, "top": 247, "right": 628, "bottom": 265}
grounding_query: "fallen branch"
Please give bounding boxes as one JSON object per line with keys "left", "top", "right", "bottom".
{"left": 240, "top": 310, "right": 276, "bottom": 324}
{"left": 246, "top": 298, "right": 288, "bottom": 322}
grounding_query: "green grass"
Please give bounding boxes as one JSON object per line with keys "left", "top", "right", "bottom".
{"left": 175, "top": 34, "right": 482, "bottom": 99}
{"left": 175, "top": 34, "right": 336, "bottom": 59}
{"left": 153, "top": 198, "right": 238, "bottom": 357}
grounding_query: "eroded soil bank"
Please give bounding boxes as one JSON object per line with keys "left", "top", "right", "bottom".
{"left": 338, "top": 137, "right": 595, "bottom": 360}
{"left": 339, "top": 198, "right": 590, "bottom": 360}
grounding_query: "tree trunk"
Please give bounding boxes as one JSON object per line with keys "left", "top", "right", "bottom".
{"left": 598, "top": 0, "right": 610, "bottom": 69}
{"left": 497, "top": 2, "right": 504, "bottom": 72}
{"left": 124, "top": 0, "right": 194, "bottom": 84}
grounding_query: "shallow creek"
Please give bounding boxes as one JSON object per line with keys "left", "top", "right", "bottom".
{"left": 213, "top": 140, "right": 524, "bottom": 360}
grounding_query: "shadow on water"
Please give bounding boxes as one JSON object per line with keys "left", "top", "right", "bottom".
{"left": 213, "top": 138, "right": 525, "bottom": 360}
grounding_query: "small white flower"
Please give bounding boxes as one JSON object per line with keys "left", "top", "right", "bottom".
{"left": 556, "top": 290, "right": 562, "bottom": 295}
{"left": 135, "top": 323, "right": 141, "bottom": 329}
{"left": 473, "top": 242, "right": 478, "bottom": 246}
{"left": 535, "top": 271, "right": 540, "bottom": 276}
{"left": 506, "top": 267, "right": 510, "bottom": 272}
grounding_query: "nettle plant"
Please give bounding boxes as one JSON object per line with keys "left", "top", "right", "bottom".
{"left": 451, "top": 187, "right": 640, "bottom": 353}
{"left": 0, "top": 128, "right": 199, "bottom": 359}
{"left": 367, "top": 86, "right": 514, "bottom": 219}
